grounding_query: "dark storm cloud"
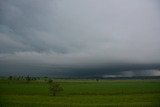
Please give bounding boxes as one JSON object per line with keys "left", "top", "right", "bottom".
{"left": 0, "top": 0, "right": 160, "bottom": 76}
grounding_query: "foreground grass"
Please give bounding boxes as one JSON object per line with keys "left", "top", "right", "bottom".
{"left": 0, "top": 79, "right": 160, "bottom": 107}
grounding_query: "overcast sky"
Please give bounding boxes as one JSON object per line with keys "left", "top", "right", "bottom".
{"left": 0, "top": 0, "right": 160, "bottom": 77}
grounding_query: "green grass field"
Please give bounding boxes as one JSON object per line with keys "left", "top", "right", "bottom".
{"left": 0, "top": 79, "right": 160, "bottom": 107}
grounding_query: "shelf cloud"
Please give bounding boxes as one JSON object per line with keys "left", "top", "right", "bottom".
{"left": 0, "top": 0, "right": 160, "bottom": 76}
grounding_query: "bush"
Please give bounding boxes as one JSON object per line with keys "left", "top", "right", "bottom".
{"left": 49, "top": 82, "right": 63, "bottom": 96}
{"left": 48, "top": 79, "right": 53, "bottom": 84}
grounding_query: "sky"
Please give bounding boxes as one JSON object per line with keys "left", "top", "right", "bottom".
{"left": 0, "top": 0, "right": 160, "bottom": 77}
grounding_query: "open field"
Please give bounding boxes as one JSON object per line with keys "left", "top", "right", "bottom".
{"left": 0, "top": 79, "right": 160, "bottom": 107}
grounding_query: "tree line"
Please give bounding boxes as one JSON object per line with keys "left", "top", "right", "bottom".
{"left": 7, "top": 76, "right": 63, "bottom": 96}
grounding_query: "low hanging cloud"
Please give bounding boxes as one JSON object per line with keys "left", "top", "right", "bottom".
{"left": 0, "top": 0, "right": 160, "bottom": 76}
{"left": 122, "top": 69, "right": 160, "bottom": 77}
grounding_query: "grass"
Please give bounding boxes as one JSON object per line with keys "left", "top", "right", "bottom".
{"left": 0, "top": 79, "right": 160, "bottom": 107}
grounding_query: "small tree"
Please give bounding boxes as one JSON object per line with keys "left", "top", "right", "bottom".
{"left": 25, "top": 75, "right": 31, "bottom": 83}
{"left": 49, "top": 82, "right": 63, "bottom": 96}
{"left": 8, "top": 76, "right": 13, "bottom": 80}
{"left": 96, "top": 78, "right": 99, "bottom": 82}
{"left": 48, "top": 79, "right": 53, "bottom": 84}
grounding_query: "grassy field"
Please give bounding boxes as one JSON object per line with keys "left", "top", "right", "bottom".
{"left": 0, "top": 79, "right": 160, "bottom": 107}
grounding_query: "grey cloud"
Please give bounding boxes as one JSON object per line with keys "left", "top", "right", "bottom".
{"left": 121, "top": 69, "right": 160, "bottom": 77}
{"left": 0, "top": 0, "right": 160, "bottom": 76}
{"left": 103, "top": 69, "right": 160, "bottom": 78}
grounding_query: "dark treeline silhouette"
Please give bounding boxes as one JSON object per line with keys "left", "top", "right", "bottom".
{"left": 7, "top": 75, "right": 160, "bottom": 82}
{"left": 7, "top": 76, "right": 55, "bottom": 83}
{"left": 8, "top": 75, "right": 39, "bottom": 83}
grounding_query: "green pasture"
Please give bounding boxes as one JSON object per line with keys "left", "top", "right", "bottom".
{"left": 0, "top": 79, "right": 160, "bottom": 107}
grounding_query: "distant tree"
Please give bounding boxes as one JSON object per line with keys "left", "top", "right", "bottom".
{"left": 8, "top": 76, "right": 13, "bottom": 80}
{"left": 49, "top": 82, "right": 63, "bottom": 96}
{"left": 37, "top": 77, "right": 40, "bottom": 80}
{"left": 25, "top": 75, "right": 31, "bottom": 83}
{"left": 44, "top": 76, "right": 48, "bottom": 81}
{"left": 33, "top": 77, "right": 37, "bottom": 81}
{"left": 17, "top": 76, "right": 20, "bottom": 80}
{"left": 96, "top": 78, "right": 99, "bottom": 82}
{"left": 48, "top": 79, "right": 53, "bottom": 84}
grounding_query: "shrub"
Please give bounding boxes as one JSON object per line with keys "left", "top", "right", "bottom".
{"left": 49, "top": 82, "right": 63, "bottom": 96}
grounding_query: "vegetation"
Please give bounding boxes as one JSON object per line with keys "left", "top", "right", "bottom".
{"left": 47, "top": 79, "right": 53, "bottom": 84}
{"left": 49, "top": 82, "right": 63, "bottom": 96}
{"left": 0, "top": 78, "right": 160, "bottom": 107}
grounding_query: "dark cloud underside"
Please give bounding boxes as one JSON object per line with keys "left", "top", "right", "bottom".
{"left": 0, "top": 0, "right": 160, "bottom": 76}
